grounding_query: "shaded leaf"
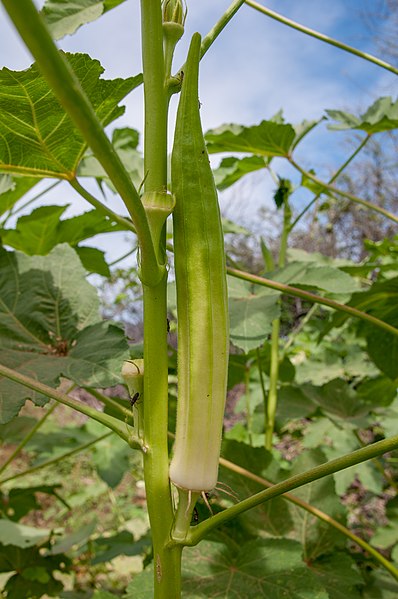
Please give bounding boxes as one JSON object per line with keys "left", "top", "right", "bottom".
{"left": 182, "top": 538, "right": 329, "bottom": 598}
{"left": 213, "top": 155, "right": 267, "bottom": 190}
{"left": 51, "top": 519, "right": 97, "bottom": 555}
{"left": 42, "top": 0, "right": 127, "bottom": 40}
{"left": 283, "top": 449, "right": 347, "bottom": 560}
{"left": 310, "top": 553, "right": 363, "bottom": 599}
{"left": 362, "top": 570, "right": 398, "bottom": 598}
{"left": 91, "top": 530, "right": 151, "bottom": 565}
{"left": 327, "top": 96, "right": 398, "bottom": 133}
{"left": 0, "top": 54, "right": 140, "bottom": 178}
{"left": 0, "top": 485, "right": 63, "bottom": 522}
{"left": 0, "top": 245, "right": 129, "bottom": 422}
{"left": 0, "top": 520, "right": 50, "bottom": 548}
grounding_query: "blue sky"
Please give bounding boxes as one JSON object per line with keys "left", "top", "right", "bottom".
{"left": 0, "top": 0, "right": 396, "bottom": 260}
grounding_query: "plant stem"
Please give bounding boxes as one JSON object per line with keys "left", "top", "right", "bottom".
{"left": 289, "top": 157, "right": 398, "bottom": 226}
{"left": 201, "top": 0, "right": 246, "bottom": 58}
{"left": 244, "top": 0, "right": 398, "bottom": 76}
{"left": 282, "top": 304, "right": 318, "bottom": 354}
{"left": 0, "top": 363, "right": 140, "bottom": 447}
{"left": 226, "top": 267, "right": 398, "bottom": 338}
{"left": 0, "top": 431, "right": 112, "bottom": 485}
{"left": 2, "top": 0, "right": 162, "bottom": 285}
{"left": 185, "top": 434, "right": 398, "bottom": 545}
{"left": 265, "top": 201, "right": 290, "bottom": 449}
{"left": 290, "top": 134, "right": 371, "bottom": 231}
{"left": 140, "top": 1, "right": 181, "bottom": 596}
{"left": 0, "top": 401, "right": 57, "bottom": 476}
{"left": 218, "top": 455, "right": 398, "bottom": 582}
{"left": 85, "top": 387, "right": 132, "bottom": 420}
{"left": 69, "top": 178, "right": 137, "bottom": 233}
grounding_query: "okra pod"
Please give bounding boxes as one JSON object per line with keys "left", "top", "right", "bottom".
{"left": 169, "top": 33, "right": 229, "bottom": 493}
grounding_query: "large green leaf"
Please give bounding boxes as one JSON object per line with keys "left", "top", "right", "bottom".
{"left": 181, "top": 538, "right": 329, "bottom": 598}
{"left": 42, "top": 0, "right": 127, "bottom": 40}
{"left": 0, "top": 54, "right": 140, "bottom": 179}
{"left": 327, "top": 96, "right": 398, "bottom": 133}
{"left": 0, "top": 245, "right": 129, "bottom": 422}
{"left": 205, "top": 121, "right": 295, "bottom": 157}
{"left": 228, "top": 276, "right": 280, "bottom": 352}
{"left": 0, "top": 520, "right": 50, "bottom": 548}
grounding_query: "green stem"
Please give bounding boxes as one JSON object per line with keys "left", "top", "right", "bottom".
{"left": 172, "top": 489, "right": 200, "bottom": 542}
{"left": 227, "top": 267, "right": 398, "bottom": 338}
{"left": 142, "top": 280, "right": 181, "bottom": 597}
{"left": 289, "top": 157, "right": 398, "bottom": 226}
{"left": 290, "top": 135, "right": 371, "bottom": 231}
{"left": 108, "top": 248, "right": 137, "bottom": 267}
{"left": 218, "top": 455, "right": 398, "bottom": 582}
{"left": 244, "top": 0, "right": 398, "bottom": 76}
{"left": 244, "top": 366, "right": 253, "bottom": 445}
{"left": 0, "top": 401, "right": 57, "bottom": 476}
{"left": 282, "top": 304, "right": 318, "bottom": 354}
{"left": 185, "top": 434, "right": 398, "bottom": 545}
{"left": 201, "top": 0, "right": 246, "bottom": 58}
{"left": 265, "top": 201, "right": 290, "bottom": 450}
{"left": 85, "top": 387, "right": 132, "bottom": 421}
{"left": 140, "top": 1, "right": 180, "bottom": 596}
{"left": 2, "top": 0, "right": 161, "bottom": 285}
{"left": 265, "top": 319, "right": 280, "bottom": 450}
{"left": 0, "top": 431, "right": 112, "bottom": 485}
{"left": 0, "top": 363, "right": 140, "bottom": 447}
{"left": 69, "top": 178, "right": 137, "bottom": 234}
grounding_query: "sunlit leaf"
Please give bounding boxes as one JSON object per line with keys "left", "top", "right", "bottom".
{"left": 42, "top": 0, "right": 127, "bottom": 40}
{"left": 0, "top": 54, "right": 140, "bottom": 179}
{"left": 327, "top": 96, "right": 398, "bottom": 133}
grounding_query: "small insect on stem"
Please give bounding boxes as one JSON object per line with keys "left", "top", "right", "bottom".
{"left": 130, "top": 391, "right": 141, "bottom": 408}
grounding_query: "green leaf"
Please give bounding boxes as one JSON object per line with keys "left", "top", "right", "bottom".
{"left": 310, "top": 553, "right": 363, "bottom": 599}
{"left": 51, "top": 519, "right": 97, "bottom": 555}
{"left": 213, "top": 155, "right": 267, "bottom": 190}
{"left": 0, "top": 543, "right": 66, "bottom": 599}
{"left": 220, "top": 441, "right": 293, "bottom": 538}
{"left": 327, "top": 96, "right": 398, "bottom": 133}
{"left": 330, "top": 277, "right": 398, "bottom": 378}
{"left": 0, "top": 485, "right": 63, "bottom": 521}
{"left": 205, "top": 120, "right": 295, "bottom": 157}
{"left": 301, "top": 379, "right": 372, "bottom": 422}
{"left": 0, "top": 520, "right": 50, "bottom": 548}
{"left": 362, "top": 570, "right": 398, "bottom": 598}
{"left": 124, "top": 567, "right": 154, "bottom": 598}
{"left": 90, "top": 432, "right": 131, "bottom": 487}
{"left": 78, "top": 126, "right": 144, "bottom": 190}
{"left": 91, "top": 530, "right": 151, "bottom": 565}
{"left": 42, "top": 0, "right": 127, "bottom": 40}
{"left": 75, "top": 246, "right": 110, "bottom": 276}
{"left": 228, "top": 277, "right": 280, "bottom": 352}
{"left": 283, "top": 449, "right": 347, "bottom": 560}
{"left": 1, "top": 205, "right": 68, "bottom": 254}
{"left": 0, "top": 54, "right": 140, "bottom": 178}
{"left": 182, "top": 538, "right": 329, "bottom": 598}
{"left": 269, "top": 261, "right": 358, "bottom": 295}
{"left": 371, "top": 497, "right": 398, "bottom": 549}
{"left": 0, "top": 175, "right": 39, "bottom": 218}
{"left": 0, "top": 245, "right": 129, "bottom": 422}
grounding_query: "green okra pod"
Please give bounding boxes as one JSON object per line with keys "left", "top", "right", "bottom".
{"left": 169, "top": 32, "right": 229, "bottom": 493}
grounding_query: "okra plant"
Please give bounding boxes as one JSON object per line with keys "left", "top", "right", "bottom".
{"left": 0, "top": 0, "right": 398, "bottom": 598}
